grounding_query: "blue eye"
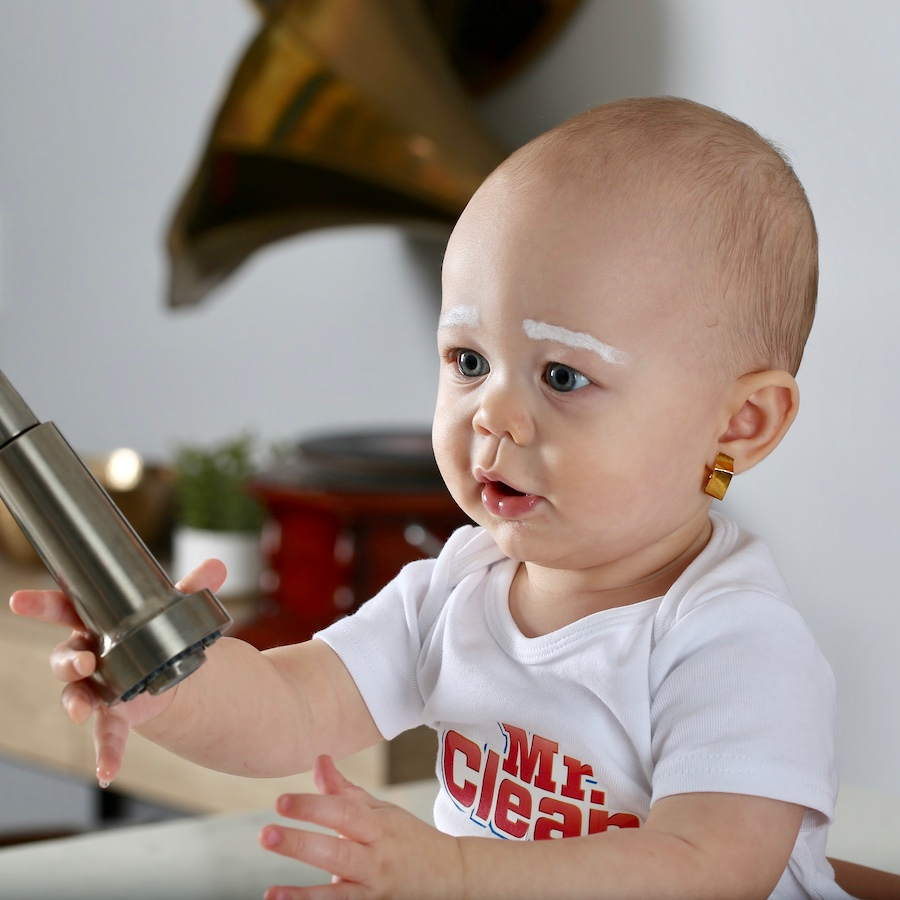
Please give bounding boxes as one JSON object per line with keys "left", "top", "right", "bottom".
{"left": 456, "top": 349, "right": 490, "bottom": 378}
{"left": 545, "top": 363, "right": 590, "bottom": 393}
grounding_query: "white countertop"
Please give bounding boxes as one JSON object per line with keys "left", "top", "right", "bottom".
{"left": 0, "top": 780, "right": 896, "bottom": 898}
{"left": 0, "top": 780, "right": 438, "bottom": 899}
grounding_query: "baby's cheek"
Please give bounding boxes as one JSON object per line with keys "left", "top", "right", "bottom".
{"left": 431, "top": 413, "right": 462, "bottom": 474}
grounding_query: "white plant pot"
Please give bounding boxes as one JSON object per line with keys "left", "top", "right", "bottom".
{"left": 172, "top": 526, "right": 262, "bottom": 599}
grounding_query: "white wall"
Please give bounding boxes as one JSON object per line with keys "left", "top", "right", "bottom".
{"left": 1, "top": 0, "right": 898, "bottom": 801}
{"left": 0, "top": 1, "right": 441, "bottom": 456}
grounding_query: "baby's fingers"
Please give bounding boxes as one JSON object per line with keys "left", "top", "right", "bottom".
{"left": 261, "top": 823, "right": 369, "bottom": 889}
{"left": 61, "top": 680, "right": 101, "bottom": 725}
{"left": 174, "top": 557, "right": 228, "bottom": 596}
{"left": 50, "top": 632, "right": 97, "bottom": 684}
{"left": 94, "top": 707, "right": 131, "bottom": 787}
{"left": 9, "top": 589, "right": 84, "bottom": 629}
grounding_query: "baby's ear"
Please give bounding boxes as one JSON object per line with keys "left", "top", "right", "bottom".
{"left": 718, "top": 370, "right": 800, "bottom": 474}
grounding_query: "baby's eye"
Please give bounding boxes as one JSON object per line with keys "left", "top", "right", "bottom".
{"left": 456, "top": 349, "right": 490, "bottom": 378}
{"left": 545, "top": 363, "right": 591, "bottom": 393}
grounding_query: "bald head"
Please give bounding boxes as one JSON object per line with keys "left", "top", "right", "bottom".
{"left": 488, "top": 97, "right": 818, "bottom": 376}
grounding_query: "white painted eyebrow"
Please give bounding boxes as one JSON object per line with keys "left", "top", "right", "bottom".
{"left": 523, "top": 319, "right": 629, "bottom": 366}
{"left": 438, "top": 306, "right": 480, "bottom": 329}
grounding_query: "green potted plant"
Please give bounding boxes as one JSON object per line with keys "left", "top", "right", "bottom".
{"left": 171, "top": 433, "right": 266, "bottom": 599}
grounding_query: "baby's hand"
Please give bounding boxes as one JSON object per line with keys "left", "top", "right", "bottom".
{"left": 259, "top": 755, "right": 464, "bottom": 900}
{"left": 8, "top": 558, "right": 227, "bottom": 787}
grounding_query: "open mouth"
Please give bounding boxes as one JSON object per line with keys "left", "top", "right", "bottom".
{"left": 492, "top": 480, "right": 525, "bottom": 497}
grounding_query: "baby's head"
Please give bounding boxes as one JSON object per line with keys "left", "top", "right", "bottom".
{"left": 434, "top": 98, "right": 817, "bottom": 579}
{"left": 483, "top": 96, "right": 818, "bottom": 379}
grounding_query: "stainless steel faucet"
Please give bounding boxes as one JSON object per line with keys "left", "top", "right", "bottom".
{"left": 0, "top": 367, "right": 231, "bottom": 704}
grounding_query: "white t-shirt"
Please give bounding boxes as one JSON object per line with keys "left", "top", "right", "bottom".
{"left": 318, "top": 511, "right": 850, "bottom": 898}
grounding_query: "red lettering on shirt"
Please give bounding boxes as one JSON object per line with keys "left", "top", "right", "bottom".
{"left": 440, "top": 724, "right": 643, "bottom": 841}
{"left": 443, "top": 729, "right": 479, "bottom": 807}
{"left": 502, "top": 725, "right": 558, "bottom": 793}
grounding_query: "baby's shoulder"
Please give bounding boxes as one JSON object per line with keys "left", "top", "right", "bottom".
{"left": 655, "top": 512, "right": 802, "bottom": 640}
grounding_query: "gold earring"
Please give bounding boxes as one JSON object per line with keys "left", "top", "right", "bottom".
{"left": 704, "top": 452, "right": 734, "bottom": 501}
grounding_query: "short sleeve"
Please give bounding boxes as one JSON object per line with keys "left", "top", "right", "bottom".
{"left": 315, "top": 556, "right": 439, "bottom": 739}
{"left": 648, "top": 591, "right": 838, "bottom": 823}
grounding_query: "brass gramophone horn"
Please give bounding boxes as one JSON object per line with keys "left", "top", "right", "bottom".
{"left": 168, "top": 0, "right": 513, "bottom": 308}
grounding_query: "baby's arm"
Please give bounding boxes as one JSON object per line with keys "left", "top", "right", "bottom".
{"left": 136, "top": 634, "right": 383, "bottom": 778}
{"left": 9, "top": 560, "right": 383, "bottom": 785}
{"left": 262, "top": 759, "right": 804, "bottom": 899}
{"left": 456, "top": 790, "right": 804, "bottom": 899}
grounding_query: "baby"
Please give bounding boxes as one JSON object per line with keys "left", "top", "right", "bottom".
{"left": 12, "top": 97, "right": 851, "bottom": 899}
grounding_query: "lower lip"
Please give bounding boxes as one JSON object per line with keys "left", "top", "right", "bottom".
{"left": 481, "top": 482, "right": 543, "bottom": 518}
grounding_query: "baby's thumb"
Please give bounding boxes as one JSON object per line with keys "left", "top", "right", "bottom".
{"left": 313, "top": 754, "right": 358, "bottom": 798}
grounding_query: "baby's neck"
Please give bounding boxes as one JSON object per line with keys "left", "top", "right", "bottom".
{"left": 508, "top": 520, "right": 712, "bottom": 638}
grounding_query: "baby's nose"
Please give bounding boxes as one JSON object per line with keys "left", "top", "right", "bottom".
{"left": 472, "top": 377, "right": 535, "bottom": 445}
